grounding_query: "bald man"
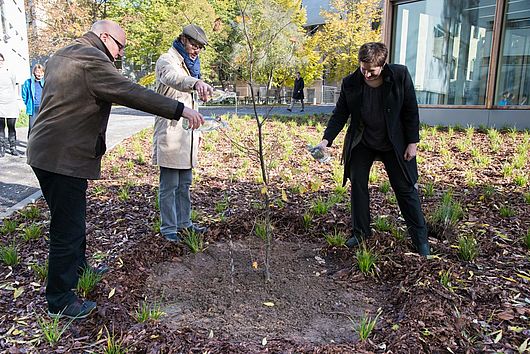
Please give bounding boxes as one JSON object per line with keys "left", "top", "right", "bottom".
{"left": 27, "top": 20, "right": 204, "bottom": 319}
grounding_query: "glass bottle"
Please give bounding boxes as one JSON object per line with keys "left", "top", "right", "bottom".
{"left": 182, "top": 115, "right": 228, "bottom": 132}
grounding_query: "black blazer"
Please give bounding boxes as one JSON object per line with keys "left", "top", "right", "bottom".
{"left": 322, "top": 64, "right": 420, "bottom": 185}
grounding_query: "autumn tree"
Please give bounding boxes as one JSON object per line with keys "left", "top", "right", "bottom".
{"left": 231, "top": 0, "right": 311, "bottom": 281}
{"left": 314, "top": 0, "right": 382, "bottom": 81}
{"left": 106, "top": 0, "right": 219, "bottom": 80}
{"left": 25, "top": 0, "right": 105, "bottom": 59}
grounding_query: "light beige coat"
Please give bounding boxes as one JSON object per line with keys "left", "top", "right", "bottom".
{"left": 152, "top": 47, "right": 201, "bottom": 169}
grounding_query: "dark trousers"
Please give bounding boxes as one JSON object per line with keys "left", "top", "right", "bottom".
{"left": 32, "top": 167, "right": 88, "bottom": 312}
{"left": 0, "top": 117, "right": 16, "bottom": 139}
{"left": 349, "top": 143, "right": 428, "bottom": 246}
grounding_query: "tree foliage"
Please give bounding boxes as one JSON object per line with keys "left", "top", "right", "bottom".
{"left": 106, "top": 0, "right": 218, "bottom": 79}
{"left": 25, "top": 0, "right": 103, "bottom": 59}
{"left": 314, "top": 0, "right": 382, "bottom": 81}
{"left": 231, "top": 0, "right": 311, "bottom": 90}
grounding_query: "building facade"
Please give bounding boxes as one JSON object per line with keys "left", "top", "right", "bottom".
{"left": 383, "top": 0, "right": 530, "bottom": 128}
{"left": 0, "top": 0, "right": 30, "bottom": 92}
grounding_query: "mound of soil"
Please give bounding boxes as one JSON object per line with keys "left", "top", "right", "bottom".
{"left": 146, "top": 239, "right": 379, "bottom": 346}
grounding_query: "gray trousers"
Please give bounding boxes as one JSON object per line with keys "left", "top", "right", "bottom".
{"left": 159, "top": 167, "right": 193, "bottom": 235}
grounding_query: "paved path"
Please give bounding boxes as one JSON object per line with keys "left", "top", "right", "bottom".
{"left": 0, "top": 104, "right": 333, "bottom": 219}
{"left": 0, "top": 107, "right": 155, "bottom": 218}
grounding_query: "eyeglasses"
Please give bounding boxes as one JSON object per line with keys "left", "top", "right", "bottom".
{"left": 107, "top": 33, "right": 125, "bottom": 51}
{"left": 185, "top": 35, "right": 204, "bottom": 50}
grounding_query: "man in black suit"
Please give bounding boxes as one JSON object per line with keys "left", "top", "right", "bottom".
{"left": 316, "top": 42, "right": 430, "bottom": 256}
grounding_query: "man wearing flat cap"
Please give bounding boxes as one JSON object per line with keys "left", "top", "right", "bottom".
{"left": 152, "top": 24, "right": 214, "bottom": 243}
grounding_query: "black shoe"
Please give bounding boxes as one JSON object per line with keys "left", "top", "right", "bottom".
{"left": 48, "top": 299, "right": 96, "bottom": 319}
{"left": 300, "top": 109, "right": 304, "bottom": 112}
{"left": 345, "top": 235, "right": 364, "bottom": 248}
{"left": 164, "top": 233, "right": 183, "bottom": 243}
{"left": 178, "top": 224, "right": 208, "bottom": 235}
{"left": 415, "top": 243, "right": 431, "bottom": 256}
{"left": 287, "top": 108, "right": 292, "bottom": 112}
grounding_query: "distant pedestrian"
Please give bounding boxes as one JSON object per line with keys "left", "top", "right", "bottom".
{"left": 27, "top": 20, "right": 204, "bottom": 320}
{"left": 0, "top": 53, "right": 21, "bottom": 157}
{"left": 287, "top": 71, "right": 304, "bottom": 112}
{"left": 152, "top": 24, "right": 213, "bottom": 243}
{"left": 22, "top": 63, "right": 45, "bottom": 137}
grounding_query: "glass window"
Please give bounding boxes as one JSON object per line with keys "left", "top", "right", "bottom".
{"left": 496, "top": 0, "right": 530, "bottom": 106}
{"left": 392, "top": 0, "right": 496, "bottom": 105}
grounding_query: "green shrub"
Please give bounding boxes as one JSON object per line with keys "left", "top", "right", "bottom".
{"left": 0, "top": 242, "right": 19, "bottom": 266}
{"left": 324, "top": 228, "right": 347, "bottom": 247}
{"left": 77, "top": 267, "right": 102, "bottom": 297}
{"left": 0, "top": 219, "right": 18, "bottom": 235}
{"left": 356, "top": 246, "right": 377, "bottom": 275}
{"left": 458, "top": 235, "right": 478, "bottom": 261}
{"left": 22, "top": 223, "right": 42, "bottom": 242}
{"left": 373, "top": 216, "right": 392, "bottom": 232}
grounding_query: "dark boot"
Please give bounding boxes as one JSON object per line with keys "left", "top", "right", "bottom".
{"left": 8, "top": 137, "right": 20, "bottom": 157}
{"left": 0, "top": 137, "right": 5, "bottom": 157}
{"left": 414, "top": 242, "right": 431, "bottom": 256}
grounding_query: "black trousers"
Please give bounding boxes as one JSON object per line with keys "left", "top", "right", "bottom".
{"left": 0, "top": 117, "right": 17, "bottom": 139}
{"left": 349, "top": 143, "right": 428, "bottom": 246}
{"left": 32, "top": 167, "right": 88, "bottom": 312}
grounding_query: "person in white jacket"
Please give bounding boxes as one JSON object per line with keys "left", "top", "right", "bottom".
{"left": 0, "top": 53, "right": 21, "bottom": 157}
{"left": 152, "top": 24, "right": 213, "bottom": 242}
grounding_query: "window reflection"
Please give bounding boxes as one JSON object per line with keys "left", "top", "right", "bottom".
{"left": 392, "top": 0, "right": 496, "bottom": 105}
{"left": 496, "top": 0, "right": 530, "bottom": 106}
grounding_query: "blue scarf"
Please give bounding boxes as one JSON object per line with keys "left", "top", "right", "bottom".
{"left": 173, "top": 39, "right": 201, "bottom": 79}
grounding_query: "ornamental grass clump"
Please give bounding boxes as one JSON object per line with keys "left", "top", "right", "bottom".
{"left": 302, "top": 213, "right": 312, "bottom": 229}
{"left": 310, "top": 197, "right": 329, "bottom": 216}
{"left": 135, "top": 300, "right": 165, "bottom": 323}
{"left": 324, "top": 228, "right": 347, "bottom": 247}
{"left": 0, "top": 242, "right": 19, "bottom": 266}
{"left": 31, "top": 260, "right": 48, "bottom": 282}
{"left": 0, "top": 219, "right": 17, "bottom": 235}
{"left": 429, "top": 190, "right": 463, "bottom": 236}
{"left": 458, "top": 235, "right": 478, "bottom": 261}
{"left": 354, "top": 309, "right": 382, "bottom": 341}
{"left": 18, "top": 205, "right": 41, "bottom": 220}
{"left": 22, "top": 223, "right": 42, "bottom": 242}
{"left": 356, "top": 245, "right": 377, "bottom": 275}
{"left": 373, "top": 216, "right": 393, "bottom": 232}
{"left": 183, "top": 229, "right": 205, "bottom": 254}
{"left": 77, "top": 267, "right": 102, "bottom": 297}
{"left": 36, "top": 313, "right": 73, "bottom": 347}
{"left": 103, "top": 326, "right": 127, "bottom": 354}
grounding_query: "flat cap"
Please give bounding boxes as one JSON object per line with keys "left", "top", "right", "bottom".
{"left": 182, "top": 24, "right": 208, "bottom": 46}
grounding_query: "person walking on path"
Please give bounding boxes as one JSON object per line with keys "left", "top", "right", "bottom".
{"left": 22, "top": 63, "right": 45, "bottom": 137}
{"left": 153, "top": 24, "right": 213, "bottom": 242}
{"left": 0, "top": 53, "right": 21, "bottom": 157}
{"left": 287, "top": 71, "right": 304, "bottom": 112}
{"left": 27, "top": 20, "right": 204, "bottom": 320}
{"left": 315, "top": 42, "right": 430, "bottom": 256}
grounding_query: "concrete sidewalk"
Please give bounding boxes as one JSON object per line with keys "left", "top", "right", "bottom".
{"left": 0, "top": 107, "right": 154, "bottom": 219}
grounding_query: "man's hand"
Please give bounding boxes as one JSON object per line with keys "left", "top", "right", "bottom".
{"left": 181, "top": 107, "right": 204, "bottom": 130}
{"left": 404, "top": 143, "right": 417, "bottom": 161}
{"left": 316, "top": 139, "right": 329, "bottom": 152}
{"left": 194, "top": 80, "right": 214, "bottom": 102}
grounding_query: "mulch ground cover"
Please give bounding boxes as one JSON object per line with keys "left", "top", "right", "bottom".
{"left": 0, "top": 115, "right": 529, "bottom": 353}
